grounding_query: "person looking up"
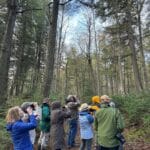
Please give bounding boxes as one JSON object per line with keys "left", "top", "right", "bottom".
{"left": 95, "top": 95, "right": 125, "bottom": 150}
{"left": 79, "top": 103, "right": 94, "bottom": 150}
{"left": 38, "top": 98, "right": 51, "bottom": 150}
{"left": 6, "top": 106, "right": 37, "bottom": 150}
{"left": 66, "top": 95, "right": 80, "bottom": 148}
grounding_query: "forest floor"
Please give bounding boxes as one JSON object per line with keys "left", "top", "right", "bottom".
{"left": 70, "top": 143, "right": 150, "bottom": 150}
{"left": 9, "top": 134, "right": 150, "bottom": 150}
{"left": 70, "top": 138, "right": 150, "bottom": 150}
{"left": 33, "top": 134, "right": 150, "bottom": 150}
{"left": 9, "top": 127, "right": 150, "bottom": 150}
{"left": 31, "top": 127, "right": 150, "bottom": 150}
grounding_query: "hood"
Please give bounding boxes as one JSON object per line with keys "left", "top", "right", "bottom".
{"left": 6, "top": 123, "right": 13, "bottom": 131}
{"left": 100, "top": 102, "right": 109, "bottom": 108}
{"left": 51, "top": 101, "right": 61, "bottom": 110}
{"left": 79, "top": 111, "right": 89, "bottom": 116}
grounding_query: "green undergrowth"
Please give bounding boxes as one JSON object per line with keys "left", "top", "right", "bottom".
{"left": 0, "top": 91, "right": 149, "bottom": 148}
{"left": 112, "top": 91, "right": 150, "bottom": 142}
{"left": 0, "top": 118, "right": 12, "bottom": 150}
{"left": 124, "top": 127, "right": 150, "bottom": 143}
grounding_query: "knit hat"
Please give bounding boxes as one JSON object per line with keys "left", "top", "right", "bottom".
{"left": 79, "top": 103, "right": 89, "bottom": 111}
{"left": 100, "top": 95, "right": 111, "bottom": 101}
{"left": 92, "top": 96, "right": 101, "bottom": 104}
{"left": 66, "top": 95, "right": 76, "bottom": 103}
{"left": 21, "top": 102, "right": 35, "bottom": 113}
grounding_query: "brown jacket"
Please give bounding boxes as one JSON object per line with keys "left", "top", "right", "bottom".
{"left": 50, "top": 101, "right": 70, "bottom": 150}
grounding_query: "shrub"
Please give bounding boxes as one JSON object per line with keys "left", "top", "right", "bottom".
{"left": 0, "top": 118, "right": 12, "bottom": 149}
{"left": 112, "top": 91, "right": 150, "bottom": 128}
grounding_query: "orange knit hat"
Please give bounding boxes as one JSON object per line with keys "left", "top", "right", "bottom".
{"left": 92, "top": 96, "right": 101, "bottom": 103}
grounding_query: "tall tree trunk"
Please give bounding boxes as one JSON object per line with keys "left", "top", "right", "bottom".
{"left": 104, "top": 61, "right": 109, "bottom": 94}
{"left": 32, "top": 39, "right": 42, "bottom": 92}
{"left": 114, "top": 9, "right": 124, "bottom": 94}
{"left": 56, "top": 5, "right": 65, "bottom": 93}
{"left": 0, "top": 0, "right": 18, "bottom": 104}
{"left": 126, "top": 8, "right": 143, "bottom": 92}
{"left": 110, "top": 76, "right": 114, "bottom": 95}
{"left": 65, "top": 60, "right": 68, "bottom": 97}
{"left": 43, "top": 0, "right": 60, "bottom": 97}
{"left": 86, "top": 15, "right": 96, "bottom": 95}
{"left": 137, "top": 1, "right": 148, "bottom": 88}
{"left": 117, "top": 30, "right": 124, "bottom": 94}
{"left": 10, "top": 13, "right": 27, "bottom": 96}
{"left": 92, "top": 8, "right": 101, "bottom": 95}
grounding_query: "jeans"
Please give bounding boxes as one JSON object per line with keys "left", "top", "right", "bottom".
{"left": 67, "top": 118, "right": 78, "bottom": 147}
{"left": 99, "top": 145, "right": 119, "bottom": 150}
{"left": 80, "top": 139, "right": 92, "bottom": 150}
{"left": 118, "top": 144, "right": 123, "bottom": 150}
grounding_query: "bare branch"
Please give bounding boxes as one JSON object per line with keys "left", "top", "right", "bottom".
{"left": 138, "top": 0, "right": 145, "bottom": 13}
{"left": 78, "top": 0, "right": 97, "bottom": 8}
{"left": 59, "top": 0, "right": 73, "bottom": 5}
{"left": 16, "top": 8, "right": 42, "bottom": 13}
{"left": 48, "top": 0, "right": 72, "bottom": 7}
{"left": 48, "top": 2, "right": 53, "bottom": 7}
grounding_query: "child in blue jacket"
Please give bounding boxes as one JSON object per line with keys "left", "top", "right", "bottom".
{"left": 79, "top": 103, "right": 94, "bottom": 150}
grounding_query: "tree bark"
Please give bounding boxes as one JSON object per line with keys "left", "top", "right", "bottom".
{"left": 65, "top": 59, "right": 68, "bottom": 97}
{"left": 86, "top": 14, "right": 96, "bottom": 95}
{"left": 56, "top": 4, "right": 65, "bottom": 93}
{"left": 43, "top": 0, "right": 60, "bottom": 97}
{"left": 92, "top": 7, "right": 101, "bottom": 95}
{"left": 31, "top": 38, "right": 42, "bottom": 93}
{"left": 137, "top": 1, "right": 148, "bottom": 88}
{"left": 0, "top": 0, "right": 18, "bottom": 104}
{"left": 116, "top": 16, "right": 124, "bottom": 94}
{"left": 126, "top": 7, "right": 143, "bottom": 91}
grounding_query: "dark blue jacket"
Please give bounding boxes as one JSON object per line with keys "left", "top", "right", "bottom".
{"left": 6, "top": 115, "right": 37, "bottom": 150}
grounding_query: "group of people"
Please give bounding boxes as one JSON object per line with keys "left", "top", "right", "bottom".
{"left": 6, "top": 94, "right": 125, "bottom": 150}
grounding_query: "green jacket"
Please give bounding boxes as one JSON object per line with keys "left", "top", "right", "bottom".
{"left": 39, "top": 103, "right": 51, "bottom": 132}
{"left": 94, "top": 103, "right": 125, "bottom": 148}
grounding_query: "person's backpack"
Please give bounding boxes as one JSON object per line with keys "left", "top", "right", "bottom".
{"left": 41, "top": 104, "right": 50, "bottom": 122}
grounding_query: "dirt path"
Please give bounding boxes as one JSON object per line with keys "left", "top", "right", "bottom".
{"left": 71, "top": 142, "right": 150, "bottom": 150}
{"left": 33, "top": 130, "right": 150, "bottom": 150}
{"left": 70, "top": 137, "right": 150, "bottom": 150}
{"left": 11, "top": 138, "right": 150, "bottom": 150}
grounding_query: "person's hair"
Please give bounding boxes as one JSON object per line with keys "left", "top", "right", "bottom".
{"left": 6, "top": 106, "right": 21, "bottom": 123}
{"left": 43, "top": 98, "right": 50, "bottom": 104}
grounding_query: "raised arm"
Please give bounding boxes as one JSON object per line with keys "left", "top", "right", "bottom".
{"left": 16, "top": 115, "right": 37, "bottom": 132}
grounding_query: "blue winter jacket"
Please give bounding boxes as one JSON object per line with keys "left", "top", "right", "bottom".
{"left": 79, "top": 111, "right": 94, "bottom": 139}
{"left": 6, "top": 115, "right": 37, "bottom": 150}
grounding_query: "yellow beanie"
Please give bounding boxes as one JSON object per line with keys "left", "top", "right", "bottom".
{"left": 92, "top": 96, "right": 101, "bottom": 104}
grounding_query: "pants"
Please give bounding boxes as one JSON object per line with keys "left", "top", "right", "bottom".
{"left": 99, "top": 146, "right": 119, "bottom": 150}
{"left": 118, "top": 144, "right": 123, "bottom": 150}
{"left": 80, "top": 139, "right": 92, "bottom": 150}
{"left": 29, "top": 129, "right": 36, "bottom": 145}
{"left": 38, "top": 131, "right": 50, "bottom": 149}
{"left": 67, "top": 118, "right": 78, "bottom": 147}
